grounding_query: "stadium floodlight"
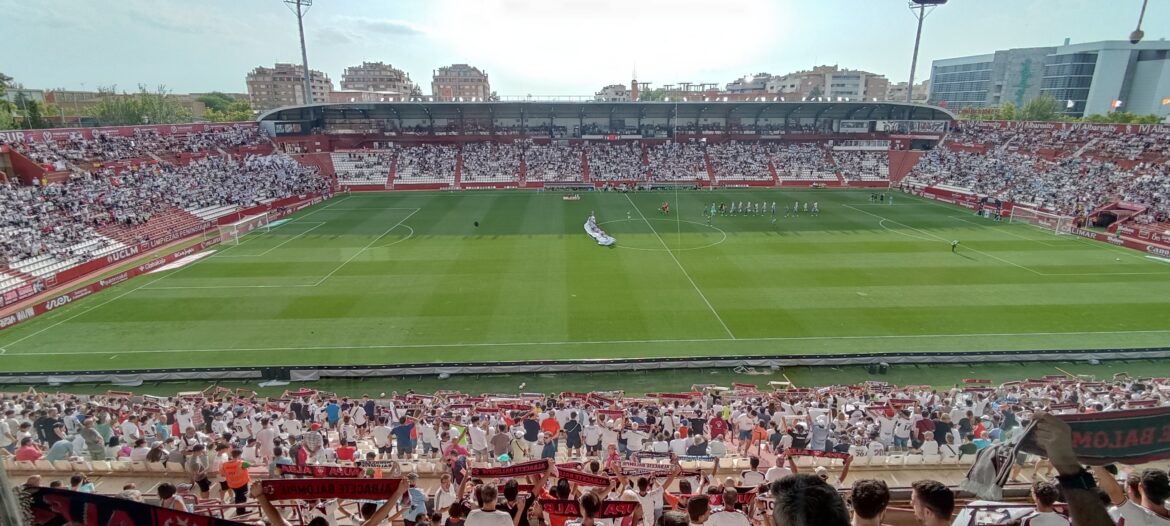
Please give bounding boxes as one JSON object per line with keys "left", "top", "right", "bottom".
{"left": 1131, "top": 0, "right": 1148, "bottom": 43}
{"left": 284, "top": 0, "right": 314, "bottom": 105}
{"left": 906, "top": 0, "right": 946, "bottom": 103}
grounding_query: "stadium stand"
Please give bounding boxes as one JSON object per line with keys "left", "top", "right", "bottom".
{"left": 460, "top": 142, "right": 522, "bottom": 183}
{"left": 908, "top": 124, "right": 1170, "bottom": 223}
{"left": 770, "top": 143, "right": 837, "bottom": 182}
{"left": 522, "top": 142, "right": 585, "bottom": 183}
{"left": 332, "top": 150, "right": 395, "bottom": 187}
{"left": 707, "top": 142, "right": 773, "bottom": 182}
{"left": 0, "top": 125, "right": 328, "bottom": 299}
{"left": 586, "top": 142, "right": 646, "bottom": 181}
{"left": 1, "top": 373, "right": 1152, "bottom": 526}
{"left": 647, "top": 142, "right": 708, "bottom": 182}
{"left": 395, "top": 144, "right": 458, "bottom": 186}
{"left": 833, "top": 150, "right": 890, "bottom": 182}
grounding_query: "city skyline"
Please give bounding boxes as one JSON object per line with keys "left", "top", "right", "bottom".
{"left": 1, "top": 0, "right": 1164, "bottom": 96}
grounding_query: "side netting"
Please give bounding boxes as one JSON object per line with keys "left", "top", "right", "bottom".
{"left": 1009, "top": 206, "right": 1073, "bottom": 235}
{"left": 219, "top": 212, "right": 271, "bottom": 245}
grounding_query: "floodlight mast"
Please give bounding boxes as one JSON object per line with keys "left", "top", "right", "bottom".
{"left": 285, "top": 0, "right": 314, "bottom": 105}
{"left": 906, "top": 0, "right": 947, "bottom": 103}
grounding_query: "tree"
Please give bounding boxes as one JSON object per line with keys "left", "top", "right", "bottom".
{"left": 0, "top": 71, "right": 14, "bottom": 129}
{"left": 638, "top": 88, "right": 667, "bottom": 102}
{"left": 1020, "top": 95, "right": 1060, "bottom": 121}
{"left": 999, "top": 101, "right": 1017, "bottom": 121}
{"left": 94, "top": 84, "right": 192, "bottom": 125}
{"left": 807, "top": 86, "right": 823, "bottom": 100}
{"left": 196, "top": 92, "right": 236, "bottom": 113}
{"left": 204, "top": 99, "right": 253, "bottom": 122}
{"left": 15, "top": 92, "right": 48, "bottom": 129}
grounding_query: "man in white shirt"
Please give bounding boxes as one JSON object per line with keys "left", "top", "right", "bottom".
{"left": 372, "top": 417, "right": 393, "bottom": 459}
{"left": 584, "top": 418, "right": 603, "bottom": 456}
{"left": 469, "top": 416, "right": 489, "bottom": 462}
{"left": 706, "top": 488, "right": 750, "bottom": 526}
{"left": 466, "top": 484, "right": 516, "bottom": 526}
{"left": 624, "top": 423, "right": 649, "bottom": 455}
{"left": 739, "top": 456, "right": 765, "bottom": 486}
{"left": 669, "top": 432, "right": 689, "bottom": 457}
{"left": 764, "top": 456, "right": 792, "bottom": 482}
{"left": 1021, "top": 481, "right": 1070, "bottom": 526}
{"left": 1095, "top": 466, "right": 1170, "bottom": 526}
{"left": 624, "top": 466, "right": 679, "bottom": 526}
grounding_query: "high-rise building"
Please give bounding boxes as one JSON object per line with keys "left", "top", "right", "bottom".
{"left": 431, "top": 64, "right": 491, "bottom": 102}
{"left": 929, "top": 40, "right": 1170, "bottom": 117}
{"left": 595, "top": 84, "right": 631, "bottom": 102}
{"left": 246, "top": 63, "right": 333, "bottom": 111}
{"left": 764, "top": 66, "right": 888, "bottom": 101}
{"left": 340, "top": 62, "right": 415, "bottom": 95}
{"left": 725, "top": 73, "right": 772, "bottom": 93}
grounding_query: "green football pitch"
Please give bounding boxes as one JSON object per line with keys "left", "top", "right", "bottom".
{"left": 2, "top": 189, "right": 1169, "bottom": 374}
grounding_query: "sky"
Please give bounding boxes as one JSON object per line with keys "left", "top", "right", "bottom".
{"left": 1, "top": 0, "right": 1166, "bottom": 97}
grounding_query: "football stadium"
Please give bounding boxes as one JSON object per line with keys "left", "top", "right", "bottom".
{"left": 2, "top": 1, "right": 1170, "bottom": 525}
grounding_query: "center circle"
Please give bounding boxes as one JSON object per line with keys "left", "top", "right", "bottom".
{"left": 595, "top": 218, "right": 728, "bottom": 251}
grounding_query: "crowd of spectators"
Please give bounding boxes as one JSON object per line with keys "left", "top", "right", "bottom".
{"left": 461, "top": 143, "right": 523, "bottom": 182}
{"left": 4, "top": 125, "right": 268, "bottom": 167}
{"left": 707, "top": 142, "right": 772, "bottom": 181}
{"left": 522, "top": 142, "right": 584, "bottom": 182}
{"left": 3, "top": 372, "right": 1161, "bottom": 526}
{"left": 396, "top": 145, "right": 458, "bottom": 183}
{"left": 586, "top": 143, "right": 646, "bottom": 181}
{"left": 0, "top": 154, "right": 327, "bottom": 266}
{"left": 647, "top": 143, "right": 706, "bottom": 182}
{"left": 333, "top": 150, "right": 396, "bottom": 185}
{"left": 832, "top": 150, "right": 889, "bottom": 181}
{"left": 771, "top": 143, "right": 835, "bottom": 179}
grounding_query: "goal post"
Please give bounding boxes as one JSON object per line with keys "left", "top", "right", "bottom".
{"left": 1008, "top": 206, "right": 1073, "bottom": 235}
{"left": 218, "top": 212, "right": 271, "bottom": 245}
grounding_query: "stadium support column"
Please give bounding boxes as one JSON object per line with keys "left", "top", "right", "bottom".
{"left": 286, "top": 0, "right": 314, "bottom": 105}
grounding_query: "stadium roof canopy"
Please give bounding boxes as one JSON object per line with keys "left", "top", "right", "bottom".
{"left": 257, "top": 101, "right": 956, "bottom": 124}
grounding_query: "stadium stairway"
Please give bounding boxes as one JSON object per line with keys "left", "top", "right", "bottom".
{"left": 766, "top": 159, "right": 781, "bottom": 185}
{"left": 97, "top": 208, "right": 206, "bottom": 246}
{"left": 518, "top": 157, "right": 528, "bottom": 187}
{"left": 703, "top": 151, "right": 718, "bottom": 186}
{"left": 580, "top": 150, "right": 591, "bottom": 183}
{"left": 454, "top": 148, "right": 464, "bottom": 189}
{"left": 385, "top": 154, "right": 398, "bottom": 190}
{"left": 886, "top": 150, "right": 922, "bottom": 184}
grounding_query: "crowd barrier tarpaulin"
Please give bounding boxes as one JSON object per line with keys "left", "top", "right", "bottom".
{"left": 1019, "top": 406, "right": 1170, "bottom": 464}
{"left": 539, "top": 499, "right": 639, "bottom": 519}
{"left": 22, "top": 486, "right": 250, "bottom": 526}
{"left": 260, "top": 478, "right": 404, "bottom": 501}
{"left": 279, "top": 464, "right": 365, "bottom": 478}
{"left": 471, "top": 459, "right": 550, "bottom": 478}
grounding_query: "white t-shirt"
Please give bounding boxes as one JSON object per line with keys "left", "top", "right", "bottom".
{"left": 706, "top": 511, "right": 751, "bottom": 526}
{"left": 625, "top": 488, "right": 663, "bottom": 526}
{"left": 372, "top": 425, "right": 392, "bottom": 448}
{"left": 466, "top": 509, "right": 515, "bottom": 526}
{"left": 740, "top": 470, "right": 765, "bottom": 486}
{"left": 764, "top": 465, "right": 791, "bottom": 482}
{"left": 1021, "top": 511, "right": 1070, "bottom": 526}
{"left": 919, "top": 441, "right": 939, "bottom": 455}
{"left": 1116, "top": 500, "right": 1170, "bottom": 526}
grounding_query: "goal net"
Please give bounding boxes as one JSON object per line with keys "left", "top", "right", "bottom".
{"left": 218, "top": 212, "right": 271, "bottom": 245}
{"left": 1008, "top": 206, "right": 1073, "bottom": 235}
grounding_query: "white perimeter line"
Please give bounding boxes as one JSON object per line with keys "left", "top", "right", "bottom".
{"left": 947, "top": 216, "right": 1061, "bottom": 247}
{"left": 11, "top": 329, "right": 1170, "bottom": 356}
{"left": 312, "top": 208, "right": 418, "bottom": 286}
{"left": 845, "top": 204, "right": 1046, "bottom": 276}
{"left": 214, "top": 222, "right": 327, "bottom": 258}
{"left": 625, "top": 193, "right": 736, "bottom": 340}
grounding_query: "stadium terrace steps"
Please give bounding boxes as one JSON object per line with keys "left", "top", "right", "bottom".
{"left": 453, "top": 149, "right": 463, "bottom": 187}
{"left": 331, "top": 151, "right": 392, "bottom": 187}
{"left": 186, "top": 204, "right": 241, "bottom": 221}
{"left": 0, "top": 235, "right": 130, "bottom": 292}
{"left": 703, "top": 152, "right": 717, "bottom": 185}
{"left": 97, "top": 208, "right": 206, "bottom": 246}
{"left": 580, "top": 150, "right": 591, "bottom": 182}
{"left": 766, "top": 159, "right": 780, "bottom": 184}
{"left": 386, "top": 154, "right": 398, "bottom": 190}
